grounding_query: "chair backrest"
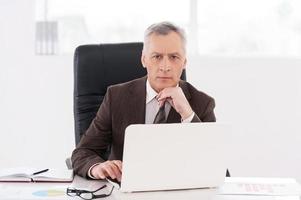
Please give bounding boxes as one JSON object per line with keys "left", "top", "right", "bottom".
{"left": 73, "top": 42, "right": 186, "bottom": 145}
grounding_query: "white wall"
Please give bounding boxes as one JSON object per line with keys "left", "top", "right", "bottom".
{"left": 188, "top": 57, "right": 301, "bottom": 180}
{"left": 1, "top": 0, "right": 301, "bottom": 181}
{"left": 0, "top": 0, "right": 74, "bottom": 169}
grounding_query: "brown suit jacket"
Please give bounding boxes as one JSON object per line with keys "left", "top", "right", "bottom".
{"left": 71, "top": 76, "right": 216, "bottom": 178}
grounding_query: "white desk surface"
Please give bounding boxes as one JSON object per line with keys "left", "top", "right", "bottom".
{"left": 0, "top": 175, "right": 299, "bottom": 200}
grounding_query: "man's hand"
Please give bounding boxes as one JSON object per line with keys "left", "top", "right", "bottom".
{"left": 91, "top": 160, "right": 122, "bottom": 181}
{"left": 157, "top": 87, "right": 193, "bottom": 120}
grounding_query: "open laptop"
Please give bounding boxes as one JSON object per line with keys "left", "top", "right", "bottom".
{"left": 108, "top": 123, "right": 230, "bottom": 192}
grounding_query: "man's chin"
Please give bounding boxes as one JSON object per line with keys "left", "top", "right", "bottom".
{"left": 156, "top": 83, "right": 177, "bottom": 92}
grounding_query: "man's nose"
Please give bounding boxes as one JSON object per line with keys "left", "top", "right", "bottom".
{"left": 159, "top": 56, "right": 171, "bottom": 72}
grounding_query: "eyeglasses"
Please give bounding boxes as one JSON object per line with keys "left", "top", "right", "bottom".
{"left": 66, "top": 185, "right": 114, "bottom": 200}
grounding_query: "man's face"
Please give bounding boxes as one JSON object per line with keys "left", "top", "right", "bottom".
{"left": 141, "top": 31, "right": 187, "bottom": 92}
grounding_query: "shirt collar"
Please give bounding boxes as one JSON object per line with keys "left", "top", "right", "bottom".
{"left": 146, "top": 79, "right": 158, "bottom": 104}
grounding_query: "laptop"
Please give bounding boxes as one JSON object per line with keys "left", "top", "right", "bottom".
{"left": 108, "top": 123, "right": 230, "bottom": 192}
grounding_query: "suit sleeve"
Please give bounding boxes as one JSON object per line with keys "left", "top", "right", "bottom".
{"left": 201, "top": 97, "right": 216, "bottom": 122}
{"left": 71, "top": 87, "right": 113, "bottom": 178}
{"left": 191, "top": 97, "right": 216, "bottom": 123}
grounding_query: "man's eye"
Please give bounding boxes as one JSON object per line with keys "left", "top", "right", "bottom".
{"left": 153, "top": 55, "right": 161, "bottom": 59}
{"left": 170, "top": 55, "right": 179, "bottom": 60}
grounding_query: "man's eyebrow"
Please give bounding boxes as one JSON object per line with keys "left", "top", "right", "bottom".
{"left": 150, "top": 52, "right": 162, "bottom": 55}
{"left": 150, "top": 52, "right": 181, "bottom": 56}
{"left": 168, "top": 52, "right": 181, "bottom": 56}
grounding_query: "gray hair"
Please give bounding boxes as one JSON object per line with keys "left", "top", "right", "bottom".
{"left": 143, "top": 21, "right": 187, "bottom": 52}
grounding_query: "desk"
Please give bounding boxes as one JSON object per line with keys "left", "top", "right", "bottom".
{"left": 0, "top": 176, "right": 299, "bottom": 200}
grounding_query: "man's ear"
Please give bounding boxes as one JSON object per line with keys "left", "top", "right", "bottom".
{"left": 141, "top": 52, "right": 146, "bottom": 68}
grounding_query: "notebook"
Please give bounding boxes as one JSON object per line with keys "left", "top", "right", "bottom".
{"left": 0, "top": 167, "right": 74, "bottom": 182}
{"left": 114, "top": 123, "right": 231, "bottom": 192}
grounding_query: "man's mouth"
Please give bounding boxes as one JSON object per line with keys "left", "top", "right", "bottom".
{"left": 157, "top": 77, "right": 172, "bottom": 80}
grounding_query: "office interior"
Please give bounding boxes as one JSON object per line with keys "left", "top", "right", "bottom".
{"left": 0, "top": 0, "right": 301, "bottom": 183}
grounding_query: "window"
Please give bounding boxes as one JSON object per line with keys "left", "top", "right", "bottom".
{"left": 36, "top": 0, "right": 301, "bottom": 56}
{"left": 197, "top": 0, "right": 301, "bottom": 56}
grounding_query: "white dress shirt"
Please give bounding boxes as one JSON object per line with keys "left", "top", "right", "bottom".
{"left": 145, "top": 80, "right": 172, "bottom": 124}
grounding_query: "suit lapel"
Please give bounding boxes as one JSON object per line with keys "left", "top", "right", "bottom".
{"left": 128, "top": 76, "right": 147, "bottom": 124}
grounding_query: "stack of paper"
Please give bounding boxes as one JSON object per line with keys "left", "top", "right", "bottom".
{"left": 218, "top": 177, "right": 301, "bottom": 200}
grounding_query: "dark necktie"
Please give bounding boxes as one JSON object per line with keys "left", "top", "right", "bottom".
{"left": 153, "top": 103, "right": 166, "bottom": 124}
